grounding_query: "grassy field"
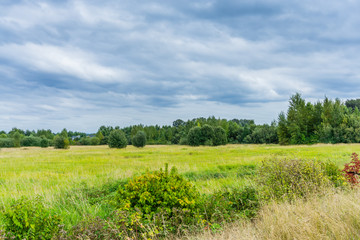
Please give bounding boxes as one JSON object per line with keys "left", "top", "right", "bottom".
{"left": 1, "top": 143, "right": 360, "bottom": 236}
{"left": 0, "top": 144, "right": 359, "bottom": 202}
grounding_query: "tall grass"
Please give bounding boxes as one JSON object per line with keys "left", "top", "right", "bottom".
{"left": 193, "top": 189, "right": 360, "bottom": 240}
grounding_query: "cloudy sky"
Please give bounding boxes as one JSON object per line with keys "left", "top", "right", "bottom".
{"left": 0, "top": 0, "right": 359, "bottom": 132}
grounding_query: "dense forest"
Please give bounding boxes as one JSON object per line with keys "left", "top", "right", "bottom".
{"left": 1, "top": 94, "right": 360, "bottom": 148}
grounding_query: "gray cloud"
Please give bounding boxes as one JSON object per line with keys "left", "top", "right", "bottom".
{"left": 0, "top": 0, "right": 360, "bottom": 132}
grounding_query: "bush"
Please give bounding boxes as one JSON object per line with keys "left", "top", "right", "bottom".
{"left": 117, "top": 164, "right": 199, "bottom": 216}
{"left": 116, "top": 164, "right": 200, "bottom": 235}
{"left": 212, "top": 126, "right": 227, "bottom": 146}
{"left": 21, "top": 136, "right": 42, "bottom": 147}
{"left": 200, "top": 124, "right": 215, "bottom": 145}
{"left": 187, "top": 126, "right": 202, "bottom": 146}
{"left": 342, "top": 152, "right": 360, "bottom": 186}
{"left": 2, "top": 196, "right": 62, "bottom": 239}
{"left": 40, "top": 138, "right": 49, "bottom": 148}
{"left": 132, "top": 131, "right": 146, "bottom": 148}
{"left": 199, "top": 186, "right": 259, "bottom": 224}
{"left": 0, "top": 138, "right": 14, "bottom": 148}
{"left": 108, "top": 130, "right": 127, "bottom": 149}
{"left": 90, "top": 137, "right": 100, "bottom": 145}
{"left": 53, "top": 135, "right": 70, "bottom": 149}
{"left": 257, "top": 158, "right": 333, "bottom": 201}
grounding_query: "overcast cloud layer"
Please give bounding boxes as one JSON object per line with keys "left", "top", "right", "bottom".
{"left": 0, "top": 0, "right": 360, "bottom": 132}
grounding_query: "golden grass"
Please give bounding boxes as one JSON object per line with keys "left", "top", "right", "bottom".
{"left": 193, "top": 189, "right": 360, "bottom": 240}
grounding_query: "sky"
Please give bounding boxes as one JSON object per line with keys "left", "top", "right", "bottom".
{"left": 0, "top": 0, "right": 360, "bottom": 133}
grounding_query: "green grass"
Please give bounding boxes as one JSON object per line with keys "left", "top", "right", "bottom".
{"left": 0, "top": 143, "right": 359, "bottom": 228}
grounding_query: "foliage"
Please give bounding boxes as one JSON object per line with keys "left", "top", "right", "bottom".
{"left": 199, "top": 186, "right": 259, "bottom": 223}
{"left": 0, "top": 138, "right": 14, "bottom": 148}
{"left": 40, "top": 137, "right": 49, "bottom": 148}
{"left": 2, "top": 196, "right": 62, "bottom": 240}
{"left": 21, "top": 136, "right": 42, "bottom": 147}
{"left": 53, "top": 135, "right": 70, "bottom": 149}
{"left": 132, "top": 131, "right": 146, "bottom": 148}
{"left": 187, "top": 126, "right": 202, "bottom": 146}
{"left": 108, "top": 130, "right": 127, "bottom": 149}
{"left": 212, "top": 126, "right": 227, "bottom": 146}
{"left": 116, "top": 164, "right": 201, "bottom": 235}
{"left": 342, "top": 152, "right": 360, "bottom": 186}
{"left": 116, "top": 164, "right": 199, "bottom": 217}
{"left": 257, "top": 158, "right": 334, "bottom": 201}
{"left": 12, "top": 132, "right": 22, "bottom": 148}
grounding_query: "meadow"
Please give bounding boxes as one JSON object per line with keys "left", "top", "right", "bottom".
{"left": 1, "top": 144, "right": 360, "bottom": 239}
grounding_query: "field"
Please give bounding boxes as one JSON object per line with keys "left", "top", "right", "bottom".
{"left": 1, "top": 144, "right": 360, "bottom": 238}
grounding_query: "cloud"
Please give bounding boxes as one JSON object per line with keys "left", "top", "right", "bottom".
{"left": 0, "top": 43, "right": 128, "bottom": 83}
{"left": 0, "top": 0, "right": 360, "bottom": 131}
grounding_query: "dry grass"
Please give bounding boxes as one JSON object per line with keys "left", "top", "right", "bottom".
{"left": 192, "top": 189, "right": 360, "bottom": 240}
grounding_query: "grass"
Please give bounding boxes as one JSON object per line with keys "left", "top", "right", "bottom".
{"left": 193, "top": 188, "right": 360, "bottom": 240}
{"left": 1, "top": 143, "right": 360, "bottom": 235}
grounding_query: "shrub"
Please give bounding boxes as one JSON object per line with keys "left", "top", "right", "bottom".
{"left": 116, "top": 164, "right": 200, "bottom": 235}
{"left": 187, "top": 126, "right": 202, "bottom": 146}
{"left": 21, "top": 136, "right": 42, "bottom": 147}
{"left": 53, "top": 135, "right": 70, "bottom": 149}
{"left": 200, "top": 186, "right": 260, "bottom": 223}
{"left": 40, "top": 137, "right": 49, "bottom": 148}
{"left": 200, "top": 124, "right": 215, "bottom": 145}
{"left": 212, "top": 126, "right": 227, "bottom": 146}
{"left": 90, "top": 137, "right": 100, "bottom": 145}
{"left": 117, "top": 164, "right": 199, "bottom": 216}
{"left": 12, "top": 132, "right": 22, "bottom": 148}
{"left": 132, "top": 131, "right": 146, "bottom": 148}
{"left": 257, "top": 158, "right": 332, "bottom": 201}
{"left": 108, "top": 130, "right": 127, "bottom": 149}
{"left": 343, "top": 152, "right": 360, "bottom": 186}
{"left": 2, "top": 196, "right": 62, "bottom": 239}
{"left": 0, "top": 138, "right": 14, "bottom": 148}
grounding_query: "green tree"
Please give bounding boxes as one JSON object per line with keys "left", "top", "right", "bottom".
{"left": 213, "top": 126, "right": 227, "bottom": 146}
{"left": 187, "top": 126, "right": 202, "bottom": 146}
{"left": 132, "top": 131, "right": 146, "bottom": 148}
{"left": 108, "top": 129, "right": 127, "bottom": 148}
{"left": 53, "top": 135, "right": 69, "bottom": 149}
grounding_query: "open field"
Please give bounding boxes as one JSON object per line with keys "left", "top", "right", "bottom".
{"left": 1, "top": 144, "right": 360, "bottom": 237}
{"left": 1, "top": 144, "right": 359, "bottom": 202}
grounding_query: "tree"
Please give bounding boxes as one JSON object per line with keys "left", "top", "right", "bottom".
{"left": 40, "top": 137, "right": 49, "bottom": 148}
{"left": 213, "top": 126, "right": 227, "bottom": 146}
{"left": 132, "top": 131, "right": 146, "bottom": 148}
{"left": 53, "top": 135, "right": 69, "bottom": 149}
{"left": 108, "top": 129, "right": 127, "bottom": 148}
{"left": 187, "top": 126, "right": 202, "bottom": 146}
{"left": 90, "top": 137, "right": 100, "bottom": 145}
{"left": 12, "top": 132, "right": 21, "bottom": 148}
{"left": 200, "top": 124, "right": 215, "bottom": 145}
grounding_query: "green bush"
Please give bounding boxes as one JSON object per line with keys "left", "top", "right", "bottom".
{"left": 90, "top": 137, "right": 100, "bottom": 145}
{"left": 257, "top": 158, "right": 333, "bottom": 201}
{"left": 108, "top": 130, "right": 127, "bottom": 149}
{"left": 200, "top": 186, "right": 259, "bottom": 223}
{"left": 117, "top": 164, "right": 199, "bottom": 216}
{"left": 21, "top": 136, "right": 42, "bottom": 147}
{"left": 40, "top": 138, "right": 49, "bottom": 148}
{"left": 212, "top": 126, "right": 227, "bottom": 146}
{"left": 187, "top": 126, "right": 202, "bottom": 146}
{"left": 0, "top": 138, "right": 14, "bottom": 148}
{"left": 116, "top": 164, "right": 200, "bottom": 236}
{"left": 53, "top": 135, "right": 70, "bottom": 149}
{"left": 200, "top": 124, "right": 215, "bottom": 145}
{"left": 2, "top": 196, "right": 62, "bottom": 239}
{"left": 132, "top": 131, "right": 146, "bottom": 148}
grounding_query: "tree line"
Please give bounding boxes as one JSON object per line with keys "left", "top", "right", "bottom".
{"left": 1, "top": 94, "right": 360, "bottom": 148}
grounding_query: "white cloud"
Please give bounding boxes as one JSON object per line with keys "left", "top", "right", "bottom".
{"left": 0, "top": 43, "right": 129, "bottom": 83}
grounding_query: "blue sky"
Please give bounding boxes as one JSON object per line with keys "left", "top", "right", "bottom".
{"left": 0, "top": 0, "right": 360, "bottom": 132}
